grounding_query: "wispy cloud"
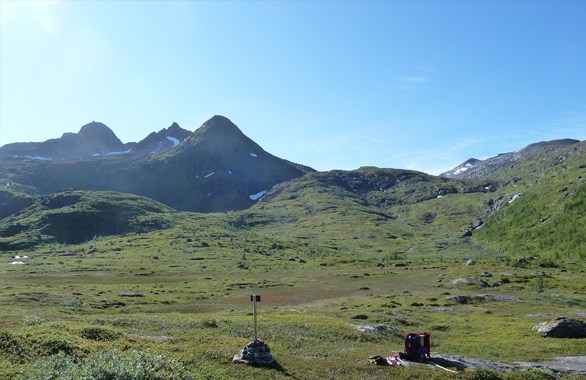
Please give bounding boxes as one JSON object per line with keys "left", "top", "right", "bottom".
{"left": 399, "top": 75, "right": 429, "bottom": 84}
{"left": 396, "top": 62, "right": 435, "bottom": 90}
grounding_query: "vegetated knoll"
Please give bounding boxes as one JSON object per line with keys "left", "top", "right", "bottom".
{"left": 0, "top": 190, "right": 175, "bottom": 249}
{"left": 0, "top": 181, "right": 40, "bottom": 219}
{"left": 0, "top": 116, "right": 311, "bottom": 213}
{"left": 234, "top": 167, "right": 499, "bottom": 256}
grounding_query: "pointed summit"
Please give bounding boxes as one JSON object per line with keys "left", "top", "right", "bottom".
{"left": 132, "top": 122, "right": 191, "bottom": 155}
{"left": 190, "top": 115, "right": 247, "bottom": 143}
{"left": 180, "top": 115, "right": 262, "bottom": 157}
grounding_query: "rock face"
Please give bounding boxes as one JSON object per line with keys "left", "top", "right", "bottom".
{"left": 131, "top": 122, "right": 191, "bottom": 154}
{"left": 532, "top": 317, "right": 586, "bottom": 338}
{"left": 233, "top": 340, "right": 275, "bottom": 365}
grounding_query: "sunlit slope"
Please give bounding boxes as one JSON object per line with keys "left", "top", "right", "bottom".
{"left": 238, "top": 167, "right": 498, "bottom": 258}
{"left": 471, "top": 141, "right": 586, "bottom": 261}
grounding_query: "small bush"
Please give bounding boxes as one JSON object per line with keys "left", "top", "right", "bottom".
{"left": 23, "top": 316, "right": 45, "bottom": 326}
{"left": 80, "top": 326, "right": 122, "bottom": 341}
{"left": 201, "top": 318, "right": 218, "bottom": 328}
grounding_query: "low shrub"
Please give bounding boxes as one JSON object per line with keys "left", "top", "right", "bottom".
{"left": 80, "top": 326, "right": 122, "bottom": 341}
{"left": 18, "top": 349, "right": 194, "bottom": 380}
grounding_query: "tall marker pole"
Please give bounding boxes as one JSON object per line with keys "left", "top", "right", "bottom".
{"left": 251, "top": 295, "right": 261, "bottom": 341}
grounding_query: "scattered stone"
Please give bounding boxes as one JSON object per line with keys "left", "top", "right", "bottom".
{"left": 237, "top": 263, "right": 249, "bottom": 270}
{"left": 446, "top": 295, "right": 471, "bottom": 304}
{"left": 119, "top": 293, "right": 145, "bottom": 297}
{"left": 319, "top": 262, "right": 328, "bottom": 267}
{"left": 466, "top": 259, "right": 476, "bottom": 266}
{"left": 233, "top": 340, "right": 275, "bottom": 365}
{"left": 532, "top": 317, "right": 586, "bottom": 339}
{"left": 359, "top": 287, "right": 370, "bottom": 290}
{"left": 531, "top": 271, "right": 549, "bottom": 277}
{"left": 376, "top": 263, "right": 384, "bottom": 268}
{"left": 447, "top": 294, "right": 524, "bottom": 304}
{"left": 451, "top": 278, "right": 489, "bottom": 287}
{"left": 565, "top": 261, "right": 578, "bottom": 265}
{"left": 480, "top": 272, "right": 493, "bottom": 277}
{"left": 354, "top": 324, "right": 402, "bottom": 335}
{"left": 351, "top": 314, "right": 369, "bottom": 320}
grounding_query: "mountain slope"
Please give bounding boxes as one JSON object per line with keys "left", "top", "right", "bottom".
{"left": 0, "top": 122, "right": 130, "bottom": 161}
{"left": 470, "top": 141, "right": 586, "bottom": 260}
{"left": 131, "top": 122, "right": 191, "bottom": 155}
{"left": 0, "top": 116, "right": 311, "bottom": 213}
{"left": 442, "top": 139, "right": 581, "bottom": 179}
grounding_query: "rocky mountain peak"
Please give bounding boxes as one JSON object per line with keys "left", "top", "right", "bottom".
{"left": 78, "top": 121, "right": 125, "bottom": 149}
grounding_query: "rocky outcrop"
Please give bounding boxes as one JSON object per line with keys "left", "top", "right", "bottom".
{"left": 131, "top": 122, "right": 191, "bottom": 154}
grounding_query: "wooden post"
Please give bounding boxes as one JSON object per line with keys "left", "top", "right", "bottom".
{"left": 250, "top": 295, "right": 261, "bottom": 341}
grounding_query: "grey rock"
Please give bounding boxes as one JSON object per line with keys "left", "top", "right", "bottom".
{"left": 233, "top": 340, "right": 275, "bottom": 365}
{"left": 451, "top": 278, "right": 489, "bottom": 287}
{"left": 532, "top": 317, "right": 586, "bottom": 338}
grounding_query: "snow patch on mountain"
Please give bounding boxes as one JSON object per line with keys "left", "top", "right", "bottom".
{"left": 249, "top": 190, "right": 267, "bottom": 201}
{"left": 166, "top": 136, "right": 180, "bottom": 147}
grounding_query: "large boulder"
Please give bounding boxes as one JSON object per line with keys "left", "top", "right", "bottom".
{"left": 532, "top": 317, "right": 586, "bottom": 338}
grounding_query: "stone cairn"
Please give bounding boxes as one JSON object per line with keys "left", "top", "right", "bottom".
{"left": 233, "top": 339, "right": 275, "bottom": 366}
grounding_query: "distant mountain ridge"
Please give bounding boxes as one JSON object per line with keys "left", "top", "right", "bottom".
{"left": 441, "top": 139, "right": 581, "bottom": 179}
{"left": 0, "top": 121, "right": 192, "bottom": 161}
{"left": 0, "top": 115, "right": 312, "bottom": 213}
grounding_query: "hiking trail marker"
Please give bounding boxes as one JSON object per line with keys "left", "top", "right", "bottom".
{"left": 250, "top": 294, "right": 261, "bottom": 341}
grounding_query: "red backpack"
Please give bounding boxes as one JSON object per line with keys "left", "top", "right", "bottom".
{"left": 402, "top": 332, "right": 431, "bottom": 362}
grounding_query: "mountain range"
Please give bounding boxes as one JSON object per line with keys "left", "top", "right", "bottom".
{"left": 1, "top": 115, "right": 584, "bottom": 262}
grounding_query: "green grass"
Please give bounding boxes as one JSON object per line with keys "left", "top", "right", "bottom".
{"left": 1, "top": 144, "right": 586, "bottom": 379}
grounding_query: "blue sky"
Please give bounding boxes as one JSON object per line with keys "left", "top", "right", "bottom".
{"left": 1, "top": 0, "right": 585, "bottom": 174}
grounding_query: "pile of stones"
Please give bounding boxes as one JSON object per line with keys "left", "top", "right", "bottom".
{"left": 233, "top": 339, "right": 275, "bottom": 366}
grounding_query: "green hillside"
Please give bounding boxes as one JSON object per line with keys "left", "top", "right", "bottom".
{"left": 471, "top": 141, "right": 586, "bottom": 261}
{"left": 0, "top": 190, "right": 175, "bottom": 249}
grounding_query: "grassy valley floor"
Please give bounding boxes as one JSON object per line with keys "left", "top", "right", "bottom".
{"left": 1, "top": 227, "right": 585, "bottom": 379}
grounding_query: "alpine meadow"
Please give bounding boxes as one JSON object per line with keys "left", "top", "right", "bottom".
{"left": 0, "top": 115, "right": 585, "bottom": 379}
